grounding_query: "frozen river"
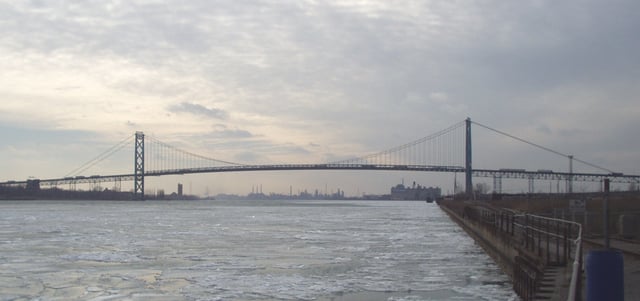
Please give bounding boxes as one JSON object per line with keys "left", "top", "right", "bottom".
{"left": 0, "top": 200, "right": 517, "bottom": 301}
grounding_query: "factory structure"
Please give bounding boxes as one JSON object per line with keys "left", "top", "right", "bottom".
{"left": 390, "top": 181, "right": 441, "bottom": 201}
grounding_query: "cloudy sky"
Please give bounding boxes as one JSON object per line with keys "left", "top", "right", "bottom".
{"left": 1, "top": 0, "right": 639, "bottom": 195}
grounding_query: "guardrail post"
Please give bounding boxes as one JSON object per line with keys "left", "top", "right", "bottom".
{"left": 530, "top": 216, "right": 535, "bottom": 252}
{"left": 538, "top": 217, "right": 542, "bottom": 256}
{"left": 556, "top": 220, "right": 560, "bottom": 264}
{"left": 568, "top": 223, "right": 572, "bottom": 260}
{"left": 511, "top": 214, "right": 515, "bottom": 236}
{"left": 525, "top": 215, "right": 529, "bottom": 249}
{"left": 584, "top": 211, "right": 589, "bottom": 237}
{"left": 546, "top": 219, "right": 551, "bottom": 263}
{"left": 564, "top": 224, "right": 569, "bottom": 264}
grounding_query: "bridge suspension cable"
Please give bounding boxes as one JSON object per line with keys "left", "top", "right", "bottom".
{"left": 471, "top": 120, "right": 615, "bottom": 173}
{"left": 329, "top": 120, "right": 466, "bottom": 168}
{"left": 145, "top": 136, "right": 242, "bottom": 173}
{"left": 64, "top": 134, "right": 133, "bottom": 177}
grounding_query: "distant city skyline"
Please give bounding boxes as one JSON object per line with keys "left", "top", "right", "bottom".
{"left": 1, "top": 1, "right": 639, "bottom": 195}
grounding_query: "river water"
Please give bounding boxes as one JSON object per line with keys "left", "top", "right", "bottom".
{"left": 0, "top": 200, "right": 518, "bottom": 301}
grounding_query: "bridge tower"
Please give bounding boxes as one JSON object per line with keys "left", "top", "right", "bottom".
{"left": 134, "top": 131, "right": 145, "bottom": 200}
{"left": 465, "top": 117, "right": 473, "bottom": 198}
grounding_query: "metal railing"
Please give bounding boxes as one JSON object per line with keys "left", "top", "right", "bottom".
{"left": 567, "top": 224, "right": 582, "bottom": 301}
{"left": 514, "top": 255, "right": 539, "bottom": 300}
{"left": 462, "top": 204, "right": 583, "bottom": 301}
{"left": 518, "top": 214, "right": 582, "bottom": 301}
{"left": 518, "top": 214, "right": 581, "bottom": 266}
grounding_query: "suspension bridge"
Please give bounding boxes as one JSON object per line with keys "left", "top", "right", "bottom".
{"left": 1, "top": 118, "right": 638, "bottom": 200}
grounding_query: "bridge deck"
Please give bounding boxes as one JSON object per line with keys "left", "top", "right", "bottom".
{"left": 1, "top": 164, "right": 638, "bottom": 187}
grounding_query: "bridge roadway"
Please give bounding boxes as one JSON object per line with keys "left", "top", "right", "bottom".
{"left": 1, "top": 164, "right": 639, "bottom": 187}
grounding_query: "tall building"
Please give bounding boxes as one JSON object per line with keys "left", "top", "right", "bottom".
{"left": 177, "top": 183, "right": 183, "bottom": 196}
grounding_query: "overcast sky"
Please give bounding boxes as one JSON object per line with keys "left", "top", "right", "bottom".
{"left": 1, "top": 0, "right": 639, "bottom": 195}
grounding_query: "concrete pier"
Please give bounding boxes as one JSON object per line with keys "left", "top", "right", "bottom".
{"left": 441, "top": 196, "right": 640, "bottom": 300}
{"left": 439, "top": 200, "right": 579, "bottom": 300}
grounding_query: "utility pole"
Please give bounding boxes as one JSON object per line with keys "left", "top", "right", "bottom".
{"left": 603, "top": 178, "right": 610, "bottom": 249}
{"left": 567, "top": 155, "right": 574, "bottom": 194}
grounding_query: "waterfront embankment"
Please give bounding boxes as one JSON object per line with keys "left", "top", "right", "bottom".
{"left": 441, "top": 194, "right": 640, "bottom": 301}
{"left": 439, "top": 199, "right": 580, "bottom": 301}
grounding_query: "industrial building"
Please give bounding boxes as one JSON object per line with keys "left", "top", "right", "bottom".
{"left": 390, "top": 181, "right": 441, "bottom": 201}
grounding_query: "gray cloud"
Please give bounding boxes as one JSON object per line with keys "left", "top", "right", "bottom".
{"left": 2, "top": 0, "right": 640, "bottom": 191}
{"left": 536, "top": 125, "right": 552, "bottom": 135}
{"left": 168, "top": 102, "right": 228, "bottom": 120}
{"left": 200, "top": 124, "right": 254, "bottom": 140}
{"left": 214, "top": 129, "right": 252, "bottom": 139}
{"left": 232, "top": 151, "right": 263, "bottom": 164}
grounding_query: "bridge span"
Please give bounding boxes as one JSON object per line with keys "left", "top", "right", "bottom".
{"left": 1, "top": 118, "right": 638, "bottom": 199}
{"left": 2, "top": 164, "right": 464, "bottom": 187}
{"left": 2, "top": 164, "right": 638, "bottom": 189}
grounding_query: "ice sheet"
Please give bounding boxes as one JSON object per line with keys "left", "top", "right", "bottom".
{"left": 0, "top": 200, "right": 518, "bottom": 300}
